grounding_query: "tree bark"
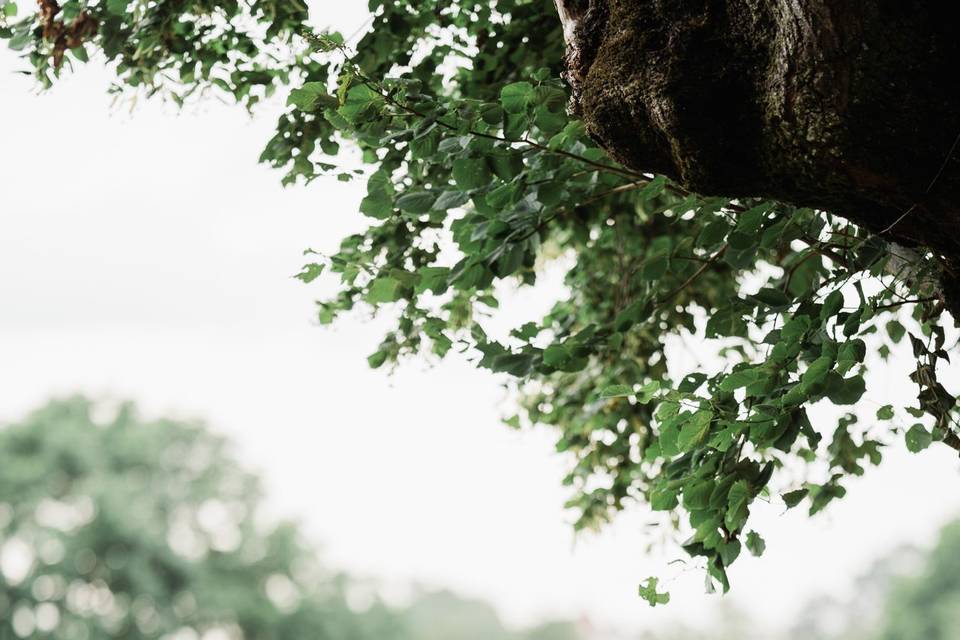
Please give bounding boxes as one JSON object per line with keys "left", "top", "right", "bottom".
{"left": 555, "top": 0, "right": 960, "bottom": 313}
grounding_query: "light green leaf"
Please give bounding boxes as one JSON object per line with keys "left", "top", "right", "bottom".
{"left": 600, "top": 385, "right": 633, "bottom": 399}
{"left": 638, "top": 577, "right": 670, "bottom": 607}
{"left": 288, "top": 82, "right": 336, "bottom": 111}
{"left": 677, "top": 410, "right": 713, "bottom": 452}
{"left": 294, "top": 263, "right": 325, "bottom": 283}
{"left": 635, "top": 380, "right": 661, "bottom": 404}
{"left": 719, "top": 367, "right": 764, "bottom": 392}
{"left": 338, "top": 85, "right": 383, "bottom": 123}
{"left": 415, "top": 267, "right": 450, "bottom": 294}
{"left": 650, "top": 486, "right": 678, "bottom": 511}
{"left": 366, "top": 278, "right": 403, "bottom": 304}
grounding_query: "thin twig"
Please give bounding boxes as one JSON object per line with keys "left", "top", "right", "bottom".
{"left": 873, "top": 296, "right": 940, "bottom": 311}
{"left": 656, "top": 245, "right": 728, "bottom": 308}
{"left": 926, "top": 129, "right": 960, "bottom": 193}
{"left": 879, "top": 204, "right": 918, "bottom": 236}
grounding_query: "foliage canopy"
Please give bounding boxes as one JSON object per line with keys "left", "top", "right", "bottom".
{"left": 3, "top": 0, "right": 958, "bottom": 601}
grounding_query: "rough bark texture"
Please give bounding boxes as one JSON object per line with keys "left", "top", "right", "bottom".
{"left": 556, "top": 0, "right": 960, "bottom": 314}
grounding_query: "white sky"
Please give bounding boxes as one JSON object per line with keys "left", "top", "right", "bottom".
{"left": 2, "top": 4, "right": 960, "bottom": 637}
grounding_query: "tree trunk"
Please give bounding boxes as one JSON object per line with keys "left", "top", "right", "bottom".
{"left": 555, "top": 0, "right": 960, "bottom": 312}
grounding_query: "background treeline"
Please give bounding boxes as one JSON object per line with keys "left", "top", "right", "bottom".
{"left": 0, "top": 398, "right": 952, "bottom": 639}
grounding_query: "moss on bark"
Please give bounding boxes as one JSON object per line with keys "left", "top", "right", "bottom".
{"left": 562, "top": 0, "right": 960, "bottom": 312}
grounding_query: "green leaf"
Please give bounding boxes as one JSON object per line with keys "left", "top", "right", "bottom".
{"left": 534, "top": 104, "right": 566, "bottom": 134}
{"left": 706, "top": 308, "right": 748, "bottom": 338}
{"left": 719, "top": 367, "right": 764, "bottom": 392}
{"left": 359, "top": 172, "right": 394, "bottom": 219}
{"left": 640, "top": 256, "right": 669, "bottom": 281}
{"left": 801, "top": 355, "right": 834, "bottom": 391}
{"left": 727, "top": 231, "right": 758, "bottom": 252}
{"left": 548, "top": 121, "right": 586, "bottom": 150}
{"left": 452, "top": 158, "right": 493, "bottom": 191}
{"left": 106, "top": 0, "right": 129, "bottom": 15}
{"left": 745, "top": 531, "right": 766, "bottom": 557}
{"left": 697, "top": 220, "right": 729, "bottom": 247}
{"left": 338, "top": 85, "right": 383, "bottom": 123}
{"left": 367, "top": 350, "right": 388, "bottom": 369}
{"left": 479, "top": 102, "right": 504, "bottom": 125}
{"left": 433, "top": 190, "right": 470, "bottom": 211}
{"left": 751, "top": 287, "right": 792, "bottom": 309}
{"left": 650, "top": 486, "right": 678, "bottom": 511}
{"left": 638, "top": 577, "right": 670, "bottom": 607}
{"left": 542, "top": 345, "right": 570, "bottom": 368}
{"left": 485, "top": 182, "right": 521, "bottom": 209}
{"left": 500, "top": 82, "right": 534, "bottom": 114}
{"left": 677, "top": 410, "right": 713, "bottom": 452}
{"left": 719, "top": 539, "right": 741, "bottom": 567}
{"left": 658, "top": 417, "right": 683, "bottom": 457}
{"left": 366, "top": 277, "right": 403, "bottom": 304}
{"left": 782, "top": 489, "right": 809, "bottom": 509}
{"left": 288, "top": 82, "right": 336, "bottom": 111}
{"left": 725, "top": 480, "right": 751, "bottom": 532}
{"left": 491, "top": 352, "right": 534, "bottom": 377}
{"left": 415, "top": 267, "right": 450, "bottom": 294}
{"left": 905, "top": 424, "right": 932, "bottom": 453}
{"left": 635, "top": 380, "right": 661, "bottom": 404}
{"left": 821, "top": 290, "right": 844, "bottom": 321}
{"left": 488, "top": 150, "right": 524, "bottom": 181}
{"left": 826, "top": 374, "right": 866, "bottom": 405}
{"left": 836, "top": 339, "right": 866, "bottom": 375}
{"left": 876, "top": 405, "right": 895, "bottom": 420}
{"left": 679, "top": 373, "right": 708, "bottom": 393}
{"left": 683, "top": 480, "right": 715, "bottom": 511}
{"left": 295, "top": 263, "right": 325, "bottom": 283}
{"left": 600, "top": 385, "right": 633, "bottom": 399}
{"left": 886, "top": 319, "right": 907, "bottom": 344}
{"left": 396, "top": 191, "right": 436, "bottom": 214}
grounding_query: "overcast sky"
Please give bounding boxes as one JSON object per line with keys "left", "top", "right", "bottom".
{"left": 2, "top": 3, "right": 960, "bottom": 636}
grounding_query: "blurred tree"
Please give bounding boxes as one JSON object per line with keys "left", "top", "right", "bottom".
{"left": 875, "top": 521, "right": 960, "bottom": 640}
{"left": 787, "top": 543, "right": 923, "bottom": 640}
{"left": 0, "top": 397, "right": 400, "bottom": 638}
{"left": 0, "top": 397, "right": 584, "bottom": 640}
{"left": 401, "top": 590, "right": 581, "bottom": 640}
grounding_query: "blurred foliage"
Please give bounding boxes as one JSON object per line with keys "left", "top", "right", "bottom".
{"left": 0, "top": 397, "right": 583, "bottom": 640}
{"left": 875, "top": 521, "right": 960, "bottom": 640}
{"left": 0, "top": 397, "right": 400, "bottom": 638}
{"left": 3, "top": 0, "right": 959, "bottom": 601}
{"left": 401, "top": 591, "right": 581, "bottom": 640}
